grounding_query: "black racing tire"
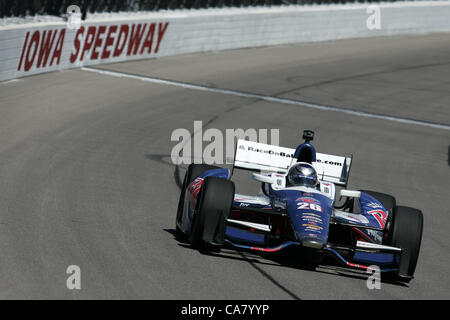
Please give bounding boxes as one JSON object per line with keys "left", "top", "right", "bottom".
{"left": 189, "top": 176, "right": 235, "bottom": 252}
{"left": 389, "top": 206, "right": 423, "bottom": 282}
{"left": 175, "top": 164, "right": 220, "bottom": 236}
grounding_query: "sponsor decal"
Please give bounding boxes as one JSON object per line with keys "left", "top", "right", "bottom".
{"left": 246, "top": 146, "right": 293, "bottom": 158}
{"left": 366, "top": 202, "right": 383, "bottom": 209}
{"left": 302, "top": 192, "right": 314, "bottom": 196}
{"left": 366, "top": 229, "right": 383, "bottom": 243}
{"left": 296, "top": 197, "right": 318, "bottom": 203}
{"left": 315, "top": 159, "right": 342, "bottom": 166}
{"left": 189, "top": 177, "right": 203, "bottom": 197}
{"left": 189, "top": 177, "right": 203, "bottom": 209}
{"left": 305, "top": 228, "right": 322, "bottom": 232}
{"left": 302, "top": 212, "right": 321, "bottom": 218}
{"left": 367, "top": 209, "right": 388, "bottom": 229}
{"left": 303, "top": 224, "right": 323, "bottom": 230}
{"left": 302, "top": 216, "right": 323, "bottom": 224}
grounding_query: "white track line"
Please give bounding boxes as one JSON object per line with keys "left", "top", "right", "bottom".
{"left": 81, "top": 66, "right": 450, "bottom": 131}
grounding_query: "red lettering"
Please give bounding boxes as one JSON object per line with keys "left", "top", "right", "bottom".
{"left": 18, "top": 31, "right": 30, "bottom": 71}
{"left": 91, "top": 25, "right": 106, "bottom": 60}
{"left": 70, "top": 26, "right": 85, "bottom": 63}
{"left": 155, "top": 22, "right": 169, "bottom": 53}
{"left": 101, "top": 25, "right": 117, "bottom": 59}
{"left": 24, "top": 31, "right": 40, "bottom": 71}
{"left": 140, "top": 23, "right": 155, "bottom": 55}
{"left": 113, "top": 24, "right": 129, "bottom": 57}
{"left": 80, "top": 26, "right": 96, "bottom": 61}
{"left": 127, "top": 24, "right": 147, "bottom": 56}
{"left": 368, "top": 210, "right": 388, "bottom": 229}
{"left": 37, "top": 30, "right": 57, "bottom": 68}
{"left": 50, "top": 29, "right": 65, "bottom": 66}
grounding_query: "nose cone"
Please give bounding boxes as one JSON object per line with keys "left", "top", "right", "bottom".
{"left": 299, "top": 235, "right": 325, "bottom": 249}
{"left": 295, "top": 232, "right": 326, "bottom": 249}
{"left": 287, "top": 193, "right": 332, "bottom": 250}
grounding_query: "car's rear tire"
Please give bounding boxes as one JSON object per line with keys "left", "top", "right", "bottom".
{"left": 189, "top": 176, "right": 235, "bottom": 252}
{"left": 389, "top": 206, "right": 423, "bottom": 282}
{"left": 176, "top": 164, "right": 220, "bottom": 236}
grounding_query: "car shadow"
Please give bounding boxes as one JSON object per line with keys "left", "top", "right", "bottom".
{"left": 164, "top": 228, "right": 408, "bottom": 288}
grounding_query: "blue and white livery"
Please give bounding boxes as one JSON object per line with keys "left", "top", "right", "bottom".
{"left": 175, "top": 130, "right": 423, "bottom": 283}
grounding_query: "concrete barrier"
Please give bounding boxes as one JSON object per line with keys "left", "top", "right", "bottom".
{"left": 1, "top": 2, "right": 450, "bottom": 82}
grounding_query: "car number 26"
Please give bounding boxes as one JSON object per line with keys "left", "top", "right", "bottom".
{"left": 297, "top": 202, "right": 323, "bottom": 212}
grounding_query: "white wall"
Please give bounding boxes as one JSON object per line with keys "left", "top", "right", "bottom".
{"left": 1, "top": 2, "right": 450, "bottom": 82}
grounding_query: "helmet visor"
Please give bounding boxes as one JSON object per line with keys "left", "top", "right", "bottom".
{"left": 290, "top": 174, "right": 318, "bottom": 188}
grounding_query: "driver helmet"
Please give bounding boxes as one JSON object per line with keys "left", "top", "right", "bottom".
{"left": 287, "top": 163, "right": 319, "bottom": 188}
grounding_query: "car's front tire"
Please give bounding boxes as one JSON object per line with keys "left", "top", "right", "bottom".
{"left": 175, "top": 164, "right": 220, "bottom": 236}
{"left": 189, "top": 176, "right": 235, "bottom": 252}
{"left": 389, "top": 205, "right": 423, "bottom": 282}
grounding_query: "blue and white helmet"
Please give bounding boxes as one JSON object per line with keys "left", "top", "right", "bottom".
{"left": 287, "top": 163, "right": 319, "bottom": 188}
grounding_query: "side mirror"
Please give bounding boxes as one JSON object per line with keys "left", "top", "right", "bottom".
{"left": 340, "top": 190, "right": 361, "bottom": 198}
{"left": 252, "top": 173, "right": 276, "bottom": 184}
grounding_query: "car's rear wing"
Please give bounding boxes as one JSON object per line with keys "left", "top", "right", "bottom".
{"left": 233, "top": 139, "right": 352, "bottom": 186}
{"left": 315, "top": 152, "right": 353, "bottom": 186}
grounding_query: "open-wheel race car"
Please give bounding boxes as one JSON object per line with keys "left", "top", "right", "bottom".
{"left": 175, "top": 130, "right": 423, "bottom": 283}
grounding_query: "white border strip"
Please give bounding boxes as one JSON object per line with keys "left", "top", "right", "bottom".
{"left": 227, "top": 219, "right": 271, "bottom": 232}
{"left": 81, "top": 66, "right": 450, "bottom": 131}
{"left": 356, "top": 240, "right": 402, "bottom": 252}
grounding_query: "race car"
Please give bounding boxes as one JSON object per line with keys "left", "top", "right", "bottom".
{"left": 175, "top": 130, "right": 423, "bottom": 283}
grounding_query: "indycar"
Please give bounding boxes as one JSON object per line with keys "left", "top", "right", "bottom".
{"left": 175, "top": 130, "right": 423, "bottom": 283}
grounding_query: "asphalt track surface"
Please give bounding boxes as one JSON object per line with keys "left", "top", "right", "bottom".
{"left": 1, "top": 33, "right": 450, "bottom": 299}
